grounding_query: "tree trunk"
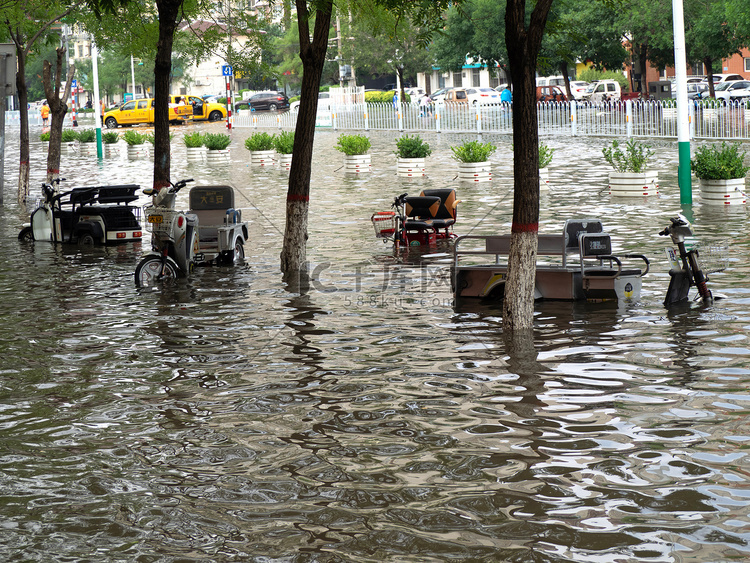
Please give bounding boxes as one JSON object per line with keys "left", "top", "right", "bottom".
{"left": 638, "top": 49, "right": 649, "bottom": 95}
{"left": 153, "top": 0, "right": 182, "bottom": 190}
{"left": 280, "top": 0, "right": 333, "bottom": 274}
{"left": 42, "top": 48, "right": 73, "bottom": 184}
{"left": 15, "top": 48, "right": 30, "bottom": 204}
{"left": 503, "top": 0, "right": 554, "bottom": 332}
{"left": 704, "top": 57, "right": 716, "bottom": 99}
{"left": 560, "top": 61, "right": 572, "bottom": 99}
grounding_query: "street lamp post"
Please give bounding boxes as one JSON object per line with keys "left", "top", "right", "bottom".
{"left": 672, "top": 0, "right": 692, "bottom": 205}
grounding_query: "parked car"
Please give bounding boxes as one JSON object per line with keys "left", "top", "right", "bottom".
{"left": 429, "top": 88, "right": 449, "bottom": 103}
{"left": 708, "top": 73, "right": 745, "bottom": 83}
{"left": 236, "top": 91, "right": 290, "bottom": 112}
{"left": 405, "top": 87, "right": 426, "bottom": 103}
{"left": 465, "top": 87, "right": 501, "bottom": 105}
{"left": 585, "top": 80, "right": 621, "bottom": 102}
{"left": 568, "top": 81, "right": 590, "bottom": 100}
{"left": 679, "top": 82, "right": 710, "bottom": 100}
{"left": 442, "top": 88, "right": 469, "bottom": 104}
{"left": 290, "top": 91, "right": 332, "bottom": 112}
{"left": 536, "top": 85, "right": 567, "bottom": 102}
{"left": 184, "top": 95, "right": 226, "bottom": 121}
{"left": 700, "top": 80, "right": 750, "bottom": 101}
{"left": 103, "top": 98, "right": 192, "bottom": 128}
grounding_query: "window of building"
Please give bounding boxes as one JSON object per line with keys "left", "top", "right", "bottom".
{"left": 453, "top": 71, "right": 462, "bottom": 87}
{"left": 78, "top": 44, "right": 84, "bottom": 57}
{"left": 745, "top": 58, "right": 750, "bottom": 73}
{"left": 472, "top": 68, "right": 480, "bottom": 87}
{"left": 438, "top": 75, "right": 446, "bottom": 89}
{"left": 489, "top": 71, "right": 499, "bottom": 88}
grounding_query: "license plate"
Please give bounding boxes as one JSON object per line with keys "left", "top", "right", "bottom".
{"left": 148, "top": 215, "right": 163, "bottom": 224}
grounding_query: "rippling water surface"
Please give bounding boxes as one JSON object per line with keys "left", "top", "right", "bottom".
{"left": 2, "top": 123, "right": 750, "bottom": 562}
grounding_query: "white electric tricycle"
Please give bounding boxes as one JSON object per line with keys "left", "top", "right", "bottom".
{"left": 134, "top": 178, "right": 249, "bottom": 287}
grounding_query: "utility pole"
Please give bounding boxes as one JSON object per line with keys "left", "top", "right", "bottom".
{"left": 672, "top": 0, "right": 692, "bottom": 204}
{"left": 1, "top": 44, "right": 17, "bottom": 207}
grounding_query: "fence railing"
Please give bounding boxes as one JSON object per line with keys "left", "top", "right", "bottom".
{"left": 7, "top": 99, "right": 750, "bottom": 141}
{"left": 233, "top": 99, "right": 750, "bottom": 141}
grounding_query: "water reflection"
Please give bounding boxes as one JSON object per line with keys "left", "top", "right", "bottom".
{"left": 2, "top": 125, "right": 750, "bottom": 560}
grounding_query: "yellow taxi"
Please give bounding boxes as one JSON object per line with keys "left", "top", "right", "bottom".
{"left": 183, "top": 95, "right": 227, "bottom": 121}
{"left": 103, "top": 97, "right": 193, "bottom": 128}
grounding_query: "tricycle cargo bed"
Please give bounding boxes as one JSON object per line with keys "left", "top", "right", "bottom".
{"left": 452, "top": 219, "right": 649, "bottom": 303}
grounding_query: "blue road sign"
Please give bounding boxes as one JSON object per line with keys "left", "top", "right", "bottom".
{"left": 222, "top": 65, "right": 233, "bottom": 77}
{"left": 71, "top": 79, "right": 77, "bottom": 88}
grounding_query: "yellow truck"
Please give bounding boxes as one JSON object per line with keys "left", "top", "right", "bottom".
{"left": 103, "top": 97, "right": 193, "bottom": 128}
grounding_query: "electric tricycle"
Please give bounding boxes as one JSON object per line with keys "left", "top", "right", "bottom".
{"left": 371, "top": 188, "right": 460, "bottom": 248}
{"left": 134, "top": 179, "right": 249, "bottom": 287}
{"left": 18, "top": 178, "right": 143, "bottom": 245}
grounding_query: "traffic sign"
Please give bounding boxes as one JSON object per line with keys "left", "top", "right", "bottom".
{"left": 71, "top": 79, "right": 77, "bottom": 88}
{"left": 222, "top": 65, "right": 233, "bottom": 77}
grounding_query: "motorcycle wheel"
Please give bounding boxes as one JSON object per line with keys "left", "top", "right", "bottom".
{"left": 18, "top": 227, "right": 34, "bottom": 242}
{"left": 134, "top": 256, "right": 179, "bottom": 287}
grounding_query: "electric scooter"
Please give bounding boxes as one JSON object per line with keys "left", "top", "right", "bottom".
{"left": 660, "top": 214, "right": 722, "bottom": 306}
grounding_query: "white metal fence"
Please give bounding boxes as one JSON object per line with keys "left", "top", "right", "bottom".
{"left": 7, "top": 99, "right": 750, "bottom": 141}
{"left": 232, "top": 99, "right": 750, "bottom": 141}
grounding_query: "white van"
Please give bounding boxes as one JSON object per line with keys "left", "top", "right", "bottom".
{"left": 536, "top": 75, "right": 568, "bottom": 87}
{"left": 586, "top": 80, "right": 621, "bottom": 102}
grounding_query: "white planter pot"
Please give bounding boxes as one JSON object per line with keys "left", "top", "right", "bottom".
{"left": 457, "top": 161, "right": 492, "bottom": 182}
{"left": 64, "top": 141, "right": 78, "bottom": 153}
{"left": 276, "top": 153, "right": 293, "bottom": 169}
{"left": 539, "top": 167, "right": 550, "bottom": 191}
{"left": 103, "top": 143, "right": 119, "bottom": 158}
{"left": 251, "top": 149, "right": 275, "bottom": 166}
{"left": 79, "top": 142, "right": 97, "bottom": 156}
{"left": 397, "top": 157, "right": 426, "bottom": 177}
{"left": 126, "top": 144, "right": 148, "bottom": 159}
{"left": 206, "top": 148, "right": 230, "bottom": 163}
{"left": 344, "top": 154, "right": 371, "bottom": 173}
{"left": 700, "top": 178, "right": 747, "bottom": 205}
{"left": 608, "top": 171, "right": 659, "bottom": 197}
{"left": 186, "top": 146, "right": 204, "bottom": 161}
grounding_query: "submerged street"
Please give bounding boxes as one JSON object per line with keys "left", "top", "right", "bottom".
{"left": 2, "top": 123, "right": 750, "bottom": 561}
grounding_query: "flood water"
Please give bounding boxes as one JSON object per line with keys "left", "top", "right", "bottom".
{"left": 2, "top": 122, "right": 750, "bottom": 562}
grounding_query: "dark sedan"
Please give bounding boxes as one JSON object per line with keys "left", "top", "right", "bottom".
{"left": 235, "top": 91, "right": 290, "bottom": 112}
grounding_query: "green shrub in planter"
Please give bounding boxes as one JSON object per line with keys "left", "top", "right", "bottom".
{"left": 121, "top": 130, "right": 147, "bottom": 145}
{"left": 395, "top": 134, "right": 431, "bottom": 159}
{"left": 691, "top": 142, "right": 749, "bottom": 180}
{"left": 450, "top": 139, "right": 497, "bottom": 163}
{"left": 273, "top": 130, "right": 295, "bottom": 154}
{"left": 335, "top": 133, "right": 371, "bottom": 155}
{"left": 102, "top": 132, "right": 120, "bottom": 144}
{"left": 245, "top": 132, "right": 275, "bottom": 151}
{"left": 77, "top": 128, "right": 96, "bottom": 143}
{"left": 602, "top": 139, "right": 654, "bottom": 173}
{"left": 40, "top": 132, "right": 50, "bottom": 142}
{"left": 183, "top": 132, "right": 204, "bottom": 148}
{"left": 203, "top": 133, "right": 232, "bottom": 150}
{"left": 61, "top": 129, "right": 78, "bottom": 142}
{"left": 539, "top": 142, "right": 555, "bottom": 169}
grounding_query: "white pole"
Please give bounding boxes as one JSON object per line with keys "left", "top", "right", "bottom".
{"left": 672, "top": 0, "right": 692, "bottom": 204}
{"left": 92, "top": 41, "right": 103, "bottom": 158}
{"left": 130, "top": 54, "right": 136, "bottom": 100}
